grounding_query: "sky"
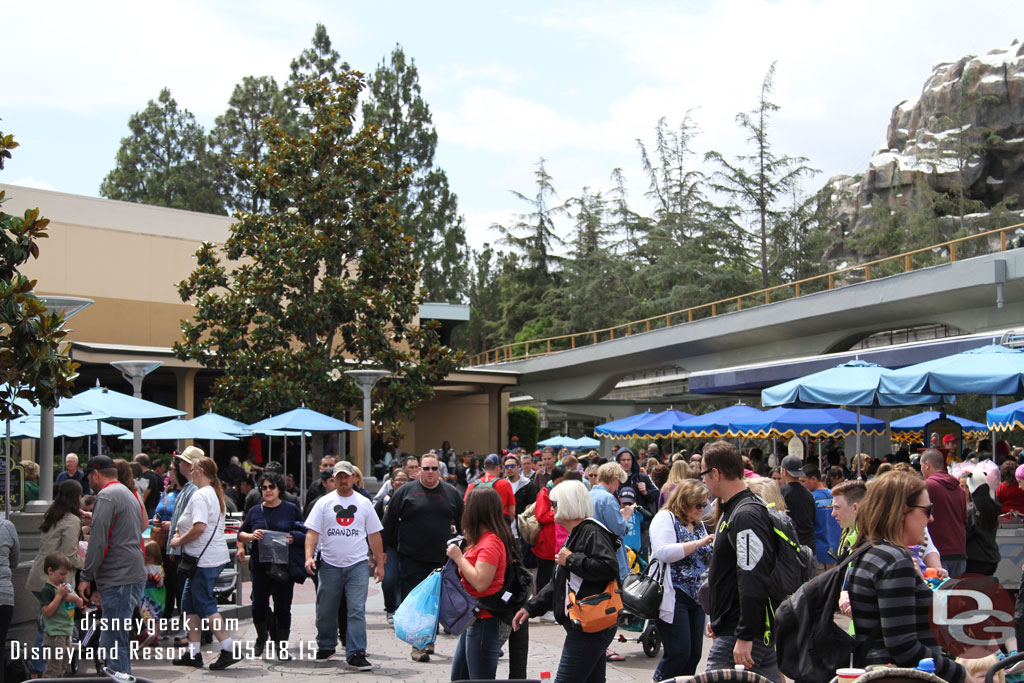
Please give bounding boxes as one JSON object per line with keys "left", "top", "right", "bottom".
{"left": 3, "top": 0, "right": 1024, "bottom": 252}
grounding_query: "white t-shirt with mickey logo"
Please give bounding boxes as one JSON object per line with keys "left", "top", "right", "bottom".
{"left": 304, "top": 490, "right": 382, "bottom": 568}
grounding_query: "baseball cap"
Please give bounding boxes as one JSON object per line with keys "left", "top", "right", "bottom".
{"left": 333, "top": 461, "right": 355, "bottom": 476}
{"left": 618, "top": 486, "right": 637, "bottom": 504}
{"left": 483, "top": 453, "right": 501, "bottom": 467}
{"left": 511, "top": 435, "right": 519, "bottom": 441}
{"left": 174, "top": 446, "right": 204, "bottom": 466}
{"left": 84, "top": 455, "right": 115, "bottom": 474}
{"left": 781, "top": 455, "right": 805, "bottom": 478}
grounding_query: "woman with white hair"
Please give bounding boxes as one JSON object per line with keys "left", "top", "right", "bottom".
{"left": 511, "top": 480, "right": 620, "bottom": 683}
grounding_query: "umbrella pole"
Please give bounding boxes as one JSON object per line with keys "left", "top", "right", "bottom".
{"left": 284, "top": 437, "right": 288, "bottom": 481}
{"left": 5, "top": 419, "right": 10, "bottom": 518}
{"left": 856, "top": 409, "right": 862, "bottom": 479}
{"left": 300, "top": 433, "right": 306, "bottom": 498}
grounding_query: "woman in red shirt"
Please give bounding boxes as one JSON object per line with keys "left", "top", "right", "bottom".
{"left": 446, "top": 486, "right": 514, "bottom": 681}
{"left": 531, "top": 465, "right": 565, "bottom": 595}
{"left": 996, "top": 462, "right": 1024, "bottom": 514}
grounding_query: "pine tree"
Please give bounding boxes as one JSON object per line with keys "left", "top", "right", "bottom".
{"left": 706, "top": 64, "right": 818, "bottom": 289}
{"left": 100, "top": 88, "right": 223, "bottom": 214}
{"left": 362, "top": 45, "right": 469, "bottom": 302}
{"left": 284, "top": 24, "right": 350, "bottom": 134}
{"left": 208, "top": 76, "right": 293, "bottom": 214}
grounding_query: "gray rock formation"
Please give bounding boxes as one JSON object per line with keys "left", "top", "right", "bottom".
{"left": 829, "top": 40, "right": 1024, "bottom": 255}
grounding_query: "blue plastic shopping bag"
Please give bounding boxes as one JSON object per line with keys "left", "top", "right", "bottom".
{"left": 393, "top": 567, "right": 442, "bottom": 649}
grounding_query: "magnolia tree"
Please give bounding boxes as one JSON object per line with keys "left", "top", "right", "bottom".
{"left": 174, "top": 75, "right": 461, "bottom": 428}
{"left": 0, "top": 133, "right": 79, "bottom": 420}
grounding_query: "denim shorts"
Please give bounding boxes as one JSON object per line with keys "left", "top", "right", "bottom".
{"left": 181, "top": 564, "right": 225, "bottom": 618}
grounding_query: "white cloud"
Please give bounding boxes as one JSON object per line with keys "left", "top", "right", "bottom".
{"left": 9, "top": 177, "right": 57, "bottom": 192}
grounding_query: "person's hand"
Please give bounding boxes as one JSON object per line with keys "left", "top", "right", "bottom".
{"left": 555, "top": 547, "right": 572, "bottom": 566}
{"left": 733, "top": 638, "right": 754, "bottom": 668}
{"left": 373, "top": 562, "right": 385, "bottom": 583}
{"left": 285, "top": 534, "right": 293, "bottom": 545}
{"left": 159, "top": 520, "right": 169, "bottom": 531}
{"left": 81, "top": 511, "right": 93, "bottom": 523}
{"left": 305, "top": 557, "right": 317, "bottom": 576}
{"left": 252, "top": 529, "right": 264, "bottom": 541}
{"left": 838, "top": 589, "right": 851, "bottom": 617}
{"left": 702, "top": 534, "right": 715, "bottom": 547}
{"left": 705, "top": 622, "right": 715, "bottom": 639}
{"left": 936, "top": 567, "right": 949, "bottom": 579}
{"left": 621, "top": 504, "right": 636, "bottom": 519}
{"left": 170, "top": 534, "right": 181, "bottom": 549}
{"left": 446, "top": 544, "right": 464, "bottom": 561}
{"left": 236, "top": 547, "right": 246, "bottom": 563}
{"left": 57, "top": 583, "right": 69, "bottom": 597}
{"left": 511, "top": 608, "right": 530, "bottom": 631}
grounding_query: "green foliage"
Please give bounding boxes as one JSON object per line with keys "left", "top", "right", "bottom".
{"left": 706, "top": 63, "right": 819, "bottom": 289}
{"left": 174, "top": 75, "right": 461, "bottom": 430}
{"left": 100, "top": 88, "right": 223, "bottom": 214}
{"left": 362, "top": 45, "right": 469, "bottom": 303}
{"left": 0, "top": 133, "right": 79, "bottom": 420}
{"left": 284, "top": 23, "right": 350, "bottom": 135}
{"left": 508, "top": 406, "right": 540, "bottom": 451}
{"left": 208, "top": 76, "right": 294, "bottom": 214}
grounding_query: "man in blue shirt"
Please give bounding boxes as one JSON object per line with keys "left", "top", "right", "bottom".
{"left": 801, "top": 465, "right": 841, "bottom": 569}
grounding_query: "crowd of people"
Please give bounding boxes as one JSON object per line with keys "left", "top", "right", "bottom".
{"left": 1, "top": 434, "right": 1020, "bottom": 682}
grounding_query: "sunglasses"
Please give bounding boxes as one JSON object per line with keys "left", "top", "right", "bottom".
{"left": 421, "top": 466, "right": 440, "bottom": 471}
{"left": 909, "top": 503, "right": 933, "bottom": 517}
{"left": 700, "top": 469, "right": 714, "bottom": 478}
{"left": 504, "top": 463, "right": 518, "bottom": 469}
{"left": 261, "top": 484, "right": 277, "bottom": 491}
{"left": 695, "top": 502, "right": 707, "bottom": 509}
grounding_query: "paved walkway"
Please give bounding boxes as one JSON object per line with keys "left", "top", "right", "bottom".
{"left": 128, "top": 577, "right": 707, "bottom": 682}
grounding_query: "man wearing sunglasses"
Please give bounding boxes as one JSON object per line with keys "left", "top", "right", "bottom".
{"left": 920, "top": 448, "right": 967, "bottom": 578}
{"left": 701, "top": 441, "right": 781, "bottom": 682}
{"left": 382, "top": 453, "right": 464, "bottom": 663}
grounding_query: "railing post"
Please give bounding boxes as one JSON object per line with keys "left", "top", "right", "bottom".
{"left": 795, "top": 283, "right": 801, "bottom": 297}
{"left": 1002, "top": 230, "right": 1007, "bottom": 251}
{"left": 646, "top": 320, "right": 651, "bottom": 332}
{"left": 765, "top": 291, "right": 770, "bottom": 305}
{"left": 737, "top": 298, "right": 743, "bottom": 311}
{"left": 610, "top": 328, "right": 615, "bottom": 340}
{"left": 905, "top": 255, "right": 911, "bottom": 271}
{"left": 865, "top": 264, "right": 871, "bottom": 281}
{"left": 593, "top": 332, "right": 597, "bottom": 345}
{"left": 665, "top": 314, "right": 671, "bottom": 327}
{"left": 829, "top": 274, "right": 834, "bottom": 289}
{"left": 688, "top": 310, "right": 693, "bottom": 322}
{"left": 547, "top": 340, "right": 551, "bottom": 354}
{"left": 525, "top": 342, "right": 529, "bottom": 357}
{"left": 712, "top": 303, "right": 717, "bottom": 316}
{"left": 571, "top": 336, "right": 576, "bottom": 349}
{"left": 950, "top": 243, "right": 957, "bottom": 262}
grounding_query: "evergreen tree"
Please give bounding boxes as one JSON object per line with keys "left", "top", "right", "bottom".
{"left": 208, "top": 75, "right": 293, "bottom": 214}
{"left": 175, "top": 75, "right": 460, "bottom": 427}
{"left": 362, "top": 45, "right": 469, "bottom": 302}
{"left": 284, "top": 24, "right": 350, "bottom": 134}
{"left": 100, "top": 88, "right": 223, "bottom": 214}
{"left": 706, "top": 64, "right": 818, "bottom": 289}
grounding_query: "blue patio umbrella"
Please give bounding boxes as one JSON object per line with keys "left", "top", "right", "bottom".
{"left": 593, "top": 411, "right": 656, "bottom": 437}
{"left": 729, "top": 407, "right": 886, "bottom": 439}
{"left": 118, "top": 418, "right": 238, "bottom": 442}
{"left": 890, "top": 411, "right": 988, "bottom": 443}
{"left": 879, "top": 345, "right": 1024, "bottom": 396}
{"left": 986, "top": 400, "right": 1024, "bottom": 432}
{"left": 249, "top": 407, "right": 359, "bottom": 494}
{"left": 762, "top": 360, "right": 947, "bottom": 408}
{"left": 537, "top": 435, "right": 573, "bottom": 448}
{"left": 605, "top": 410, "right": 696, "bottom": 439}
{"left": 15, "top": 418, "right": 130, "bottom": 439}
{"left": 73, "top": 386, "right": 185, "bottom": 420}
{"left": 189, "top": 412, "right": 252, "bottom": 436}
{"left": 566, "top": 436, "right": 601, "bottom": 450}
{"left": 672, "top": 404, "right": 765, "bottom": 439}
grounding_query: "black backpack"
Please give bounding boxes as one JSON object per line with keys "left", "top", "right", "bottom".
{"left": 774, "top": 544, "right": 877, "bottom": 683}
{"left": 477, "top": 558, "right": 533, "bottom": 620}
{"left": 730, "top": 496, "right": 815, "bottom": 607}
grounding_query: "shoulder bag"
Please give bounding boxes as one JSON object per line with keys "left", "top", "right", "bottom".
{"left": 178, "top": 512, "right": 221, "bottom": 579}
{"left": 621, "top": 559, "right": 664, "bottom": 620}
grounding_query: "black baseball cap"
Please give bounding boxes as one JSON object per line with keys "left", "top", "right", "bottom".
{"left": 85, "top": 455, "right": 115, "bottom": 474}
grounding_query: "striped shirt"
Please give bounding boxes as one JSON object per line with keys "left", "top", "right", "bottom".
{"left": 847, "top": 541, "right": 964, "bottom": 683}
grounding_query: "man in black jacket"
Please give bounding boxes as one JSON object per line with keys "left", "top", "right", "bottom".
{"left": 382, "top": 453, "right": 463, "bottom": 662}
{"left": 703, "top": 441, "right": 781, "bottom": 682}
{"left": 779, "top": 455, "right": 816, "bottom": 548}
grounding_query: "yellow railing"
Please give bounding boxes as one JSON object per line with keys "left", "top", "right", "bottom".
{"left": 467, "top": 221, "right": 1024, "bottom": 366}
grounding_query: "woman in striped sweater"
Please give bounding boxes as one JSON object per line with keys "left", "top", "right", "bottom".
{"left": 847, "top": 471, "right": 971, "bottom": 683}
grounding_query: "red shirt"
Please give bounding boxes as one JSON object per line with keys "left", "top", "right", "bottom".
{"left": 997, "top": 481, "right": 1024, "bottom": 514}
{"left": 465, "top": 475, "right": 516, "bottom": 519}
{"left": 460, "top": 531, "right": 507, "bottom": 618}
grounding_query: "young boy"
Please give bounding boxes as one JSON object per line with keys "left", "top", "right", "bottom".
{"left": 40, "top": 553, "right": 85, "bottom": 678}
{"left": 139, "top": 541, "right": 166, "bottom": 647}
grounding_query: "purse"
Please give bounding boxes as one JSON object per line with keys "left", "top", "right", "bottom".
{"left": 178, "top": 513, "right": 221, "bottom": 580}
{"left": 567, "top": 577, "right": 622, "bottom": 633}
{"left": 621, "top": 561, "right": 664, "bottom": 620}
{"left": 266, "top": 563, "right": 290, "bottom": 584}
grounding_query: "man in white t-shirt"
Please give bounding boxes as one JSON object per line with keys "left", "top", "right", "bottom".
{"left": 304, "top": 461, "right": 384, "bottom": 671}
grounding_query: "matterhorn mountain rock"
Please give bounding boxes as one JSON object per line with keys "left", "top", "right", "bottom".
{"left": 830, "top": 40, "right": 1024, "bottom": 245}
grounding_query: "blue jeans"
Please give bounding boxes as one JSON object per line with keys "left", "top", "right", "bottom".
{"left": 181, "top": 564, "right": 225, "bottom": 617}
{"left": 654, "top": 592, "right": 706, "bottom": 680}
{"left": 382, "top": 546, "right": 401, "bottom": 613}
{"left": 706, "top": 634, "right": 782, "bottom": 683}
{"left": 451, "top": 617, "right": 501, "bottom": 680}
{"left": 99, "top": 582, "right": 145, "bottom": 674}
{"left": 941, "top": 556, "right": 967, "bottom": 578}
{"left": 29, "top": 591, "right": 44, "bottom": 674}
{"left": 555, "top": 625, "right": 617, "bottom": 683}
{"left": 315, "top": 560, "right": 368, "bottom": 656}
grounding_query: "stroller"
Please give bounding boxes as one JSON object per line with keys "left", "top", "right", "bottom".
{"left": 616, "top": 550, "right": 661, "bottom": 657}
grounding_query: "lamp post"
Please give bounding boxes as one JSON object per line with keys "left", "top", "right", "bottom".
{"left": 110, "top": 361, "right": 163, "bottom": 456}
{"left": 35, "top": 296, "right": 92, "bottom": 504}
{"left": 345, "top": 369, "right": 389, "bottom": 477}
